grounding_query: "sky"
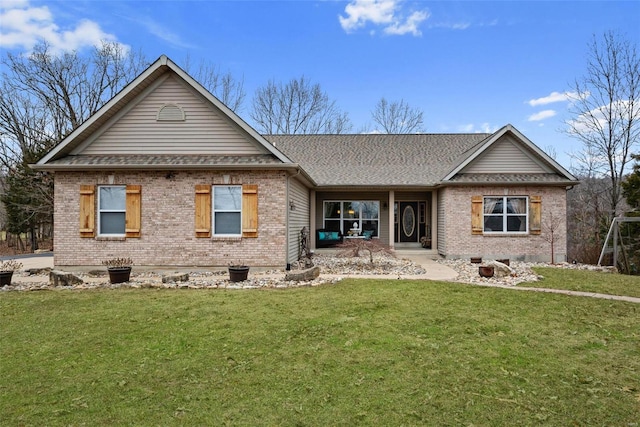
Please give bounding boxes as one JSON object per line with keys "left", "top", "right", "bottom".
{"left": 1, "top": 0, "right": 639, "bottom": 169}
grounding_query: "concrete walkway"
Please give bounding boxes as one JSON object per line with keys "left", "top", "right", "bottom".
{"left": 4, "top": 252, "right": 639, "bottom": 304}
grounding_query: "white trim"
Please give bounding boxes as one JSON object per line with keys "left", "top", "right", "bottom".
{"left": 212, "top": 185, "right": 242, "bottom": 237}
{"left": 482, "top": 195, "right": 529, "bottom": 234}
{"left": 97, "top": 185, "right": 126, "bottom": 237}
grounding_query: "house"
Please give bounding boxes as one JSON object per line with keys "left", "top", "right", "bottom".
{"left": 33, "top": 55, "right": 578, "bottom": 268}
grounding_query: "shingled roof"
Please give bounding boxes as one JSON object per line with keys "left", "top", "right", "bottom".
{"left": 266, "top": 133, "right": 490, "bottom": 187}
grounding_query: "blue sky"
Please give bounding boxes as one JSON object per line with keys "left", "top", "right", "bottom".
{"left": 1, "top": 0, "right": 639, "bottom": 169}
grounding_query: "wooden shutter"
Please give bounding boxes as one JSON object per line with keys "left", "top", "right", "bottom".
{"left": 529, "top": 195, "right": 542, "bottom": 235}
{"left": 125, "top": 185, "right": 142, "bottom": 238}
{"left": 195, "top": 185, "right": 211, "bottom": 238}
{"left": 471, "top": 195, "right": 483, "bottom": 235}
{"left": 242, "top": 184, "right": 258, "bottom": 238}
{"left": 79, "top": 185, "right": 95, "bottom": 238}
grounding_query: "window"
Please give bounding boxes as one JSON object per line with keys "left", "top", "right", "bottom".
{"left": 213, "top": 186, "right": 242, "bottom": 235}
{"left": 194, "top": 184, "right": 258, "bottom": 239}
{"left": 98, "top": 186, "right": 126, "bottom": 235}
{"left": 323, "top": 201, "right": 380, "bottom": 236}
{"left": 483, "top": 196, "right": 527, "bottom": 233}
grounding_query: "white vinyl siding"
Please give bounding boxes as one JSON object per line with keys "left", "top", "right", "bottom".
{"left": 79, "top": 75, "right": 267, "bottom": 155}
{"left": 462, "top": 135, "right": 552, "bottom": 174}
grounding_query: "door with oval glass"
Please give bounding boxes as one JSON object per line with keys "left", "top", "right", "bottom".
{"left": 396, "top": 202, "right": 419, "bottom": 242}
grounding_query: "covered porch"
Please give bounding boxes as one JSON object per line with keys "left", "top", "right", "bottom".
{"left": 310, "top": 189, "right": 438, "bottom": 250}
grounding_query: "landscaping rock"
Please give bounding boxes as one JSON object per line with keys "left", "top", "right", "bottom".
{"left": 27, "top": 267, "right": 51, "bottom": 276}
{"left": 285, "top": 266, "right": 320, "bottom": 281}
{"left": 87, "top": 269, "right": 107, "bottom": 277}
{"left": 49, "top": 270, "right": 83, "bottom": 287}
{"left": 487, "top": 261, "right": 514, "bottom": 278}
{"left": 162, "top": 273, "right": 190, "bottom": 283}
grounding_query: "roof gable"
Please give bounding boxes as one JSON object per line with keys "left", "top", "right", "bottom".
{"left": 443, "top": 125, "right": 577, "bottom": 183}
{"left": 459, "top": 133, "right": 553, "bottom": 174}
{"left": 72, "top": 74, "right": 267, "bottom": 156}
{"left": 36, "top": 55, "right": 291, "bottom": 167}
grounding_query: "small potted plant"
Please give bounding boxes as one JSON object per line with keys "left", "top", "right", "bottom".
{"left": 102, "top": 257, "right": 133, "bottom": 284}
{"left": 228, "top": 262, "right": 250, "bottom": 282}
{"left": 0, "top": 259, "right": 23, "bottom": 286}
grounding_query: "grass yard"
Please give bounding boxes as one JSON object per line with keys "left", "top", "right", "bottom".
{"left": 1, "top": 279, "right": 639, "bottom": 426}
{"left": 530, "top": 266, "right": 640, "bottom": 298}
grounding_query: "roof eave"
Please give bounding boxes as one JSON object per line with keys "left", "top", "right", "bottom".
{"left": 437, "top": 180, "right": 580, "bottom": 187}
{"left": 31, "top": 163, "right": 302, "bottom": 172}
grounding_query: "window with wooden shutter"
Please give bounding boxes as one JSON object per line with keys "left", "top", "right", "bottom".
{"left": 125, "top": 185, "right": 142, "bottom": 238}
{"left": 79, "top": 185, "right": 95, "bottom": 237}
{"left": 242, "top": 184, "right": 258, "bottom": 238}
{"left": 529, "top": 195, "right": 542, "bottom": 235}
{"left": 195, "top": 185, "right": 211, "bottom": 238}
{"left": 471, "top": 195, "right": 483, "bottom": 235}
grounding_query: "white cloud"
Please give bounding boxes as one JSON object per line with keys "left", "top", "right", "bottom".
{"left": 568, "top": 99, "right": 640, "bottom": 133}
{"left": 0, "top": 0, "right": 124, "bottom": 53}
{"left": 339, "top": 0, "right": 429, "bottom": 36}
{"left": 528, "top": 110, "right": 557, "bottom": 121}
{"left": 527, "top": 91, "right": 580, "bottom": 107}
{"left": 428, "top": 21, "right": 470, "bottom": 30}
{"left": 384, "top": 10, "right": 429, "bottom": 36}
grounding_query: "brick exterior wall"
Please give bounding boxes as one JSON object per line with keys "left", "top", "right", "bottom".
{"left": 54, "top": 170, "right": 288, "bottom": 267}
{"left": 439, "top": 186, "right": 568, "bottom": 263}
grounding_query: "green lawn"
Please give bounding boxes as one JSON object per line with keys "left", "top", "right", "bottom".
{"left": 530, "top": 266, "right": 640, "bottom": 298}
{"left": 1, "top": 280, "right": 639, "bottom": 426}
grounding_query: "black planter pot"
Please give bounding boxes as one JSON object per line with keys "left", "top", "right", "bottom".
{"left": 478, "top": 266, "right": 494, "bottom": 278}
{"left": 0, "top": 271, "right": 14, "bottom": 286}
{"left": 107, "top": 267, "right": 132, "bottom": 284}
{"left": 228, "top": 266, "right": 250, "bottom": 282}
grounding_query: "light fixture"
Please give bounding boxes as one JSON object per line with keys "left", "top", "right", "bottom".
{"left": 348, "top": 209, "right": 355, "bottom": 215}
{"left": 337, "top": 210, "right": 341, "bottom": 214}
{"left": 289, "top": 200, "right": 296, "bottom": 211}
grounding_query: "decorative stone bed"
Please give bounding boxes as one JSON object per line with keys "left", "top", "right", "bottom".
{"left": 0, "top": 254, "right": 616, "bottom": 292}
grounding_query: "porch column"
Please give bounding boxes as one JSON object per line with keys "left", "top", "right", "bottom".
{"left": 431, "top": 190, "right": 438, "bottom": 251}
{"left": 388, "top": 190, "right": 395, "bottom": 249}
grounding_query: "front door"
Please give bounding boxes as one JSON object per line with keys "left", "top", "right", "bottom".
{"left": 396, "top": 202, "right": 419, "bottom": 242}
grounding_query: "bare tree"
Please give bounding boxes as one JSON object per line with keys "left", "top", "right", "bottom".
{"left": 371, "top": 97, "right": 424, "bottom": 133}
{"left": 182, "top": 55, "right": 246, "bottom": 112}
{"left": 566, "top": 31, "right": 640, "bottom": 219}
{"left": 541, "top": 211, "right": 564, "bottom": 263}
{"left": 0, "top": 41, "right": 148, "bottom": 250}
{"left": 251, "top": 76, "right": 352, "bottom": 134}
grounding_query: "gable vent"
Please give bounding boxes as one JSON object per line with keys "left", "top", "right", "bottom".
{"left": 157, "top": 104, "right": 186, "bottom": 121}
